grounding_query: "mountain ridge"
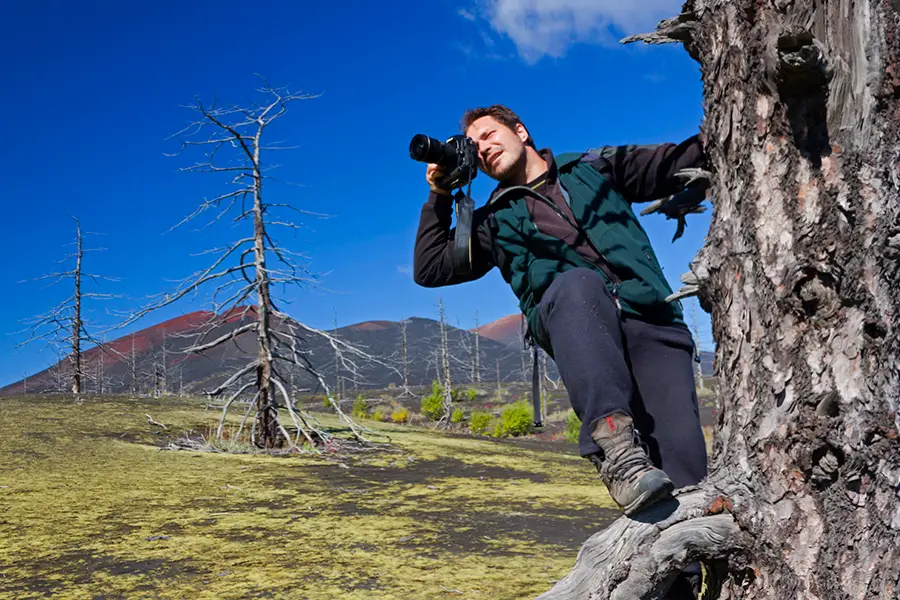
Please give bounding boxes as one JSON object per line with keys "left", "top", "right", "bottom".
{"left": 2, "top": 308, "right": 713, "bottom": 395}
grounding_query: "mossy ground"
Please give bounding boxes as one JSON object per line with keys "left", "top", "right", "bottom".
{"left": 0, "top": 395, "right": 624, "bottom": 599}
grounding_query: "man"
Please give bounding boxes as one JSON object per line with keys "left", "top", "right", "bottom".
{"left": 413, "top": 104, "right": 708, "bottom": 517}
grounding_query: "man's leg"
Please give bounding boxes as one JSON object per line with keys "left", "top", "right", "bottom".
{"left": 536, "top": 268, "right": 631, "bottom": 456}
{"left": 621, "top": 317, "right": 708, "bottom": 600}
{"left": 621, "top": 317, "right": 708, "bottom": 488}
{"left": 535, "top": 268, "right": 674, "bottom": 515}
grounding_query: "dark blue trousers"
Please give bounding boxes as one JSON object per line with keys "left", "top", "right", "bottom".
{"left": 535, "top": 268, "right": 708, "bottom": 489}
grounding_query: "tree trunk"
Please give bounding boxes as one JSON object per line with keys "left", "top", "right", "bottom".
{"left": 474, "top": 310, "right": 481, "bottom": 383}
{"left": 402, "top": 320, "right": 410, "bottom": 391}
{"left": 71, "top": 220, "right": 83, "bottom": 395}
{"left": 696, "top": 0, "right": 900, "bottom": 595}
{"left": 539, "top": 2, "right": 900, "bottom": 598}
{"left": 253, "top": 147, "right": 279, "bottom": 449}
{"left": 438, "top": 298, "right": 453, "bottom": 421}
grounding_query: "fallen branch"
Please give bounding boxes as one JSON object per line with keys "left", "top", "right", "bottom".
{"left": 145, "top": 414, "right": 169, "bottom": 430}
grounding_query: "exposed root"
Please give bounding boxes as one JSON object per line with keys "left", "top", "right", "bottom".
{"left": 534, "top": 486, "right": 748, "bottom": 599}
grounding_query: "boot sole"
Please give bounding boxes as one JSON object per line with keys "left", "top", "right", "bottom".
{"left": 622, "top": 479, "right": 675, "bottom": 516}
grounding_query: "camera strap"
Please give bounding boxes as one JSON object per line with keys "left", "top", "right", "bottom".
{"left": 451, "top": 184, "right": 475, "bottom": 276}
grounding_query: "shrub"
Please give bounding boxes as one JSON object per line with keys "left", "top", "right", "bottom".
{"left": 371, "top": 407, "right": 386, "bottom": 422}
{"left": 469, "top": 411, "right": 492, "bottom": 435}
{"left": 391, "top": 406, "right": 409, "bottom": 424}
{"left": 420, "top": 380, "right": 446, "bottom": 421}
{"left": 466, "top": 388, "right": 478, "bottom": 402}
{"left": 351, "top": 394, "right": 367, "bottom": 419}
{"left": 493, "top": 400, "right": 533, "bottom": 437}
{"left": 565, "top": 410, "right": 581, "bottom": 443}
{"left": 451, "top": 407, "right": 465, "bottom": 423}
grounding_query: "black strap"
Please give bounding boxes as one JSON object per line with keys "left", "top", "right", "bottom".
{"left": 532, "top": 346, "right": 543, "bottom": 427}
{"left": 452, "top": 190, "right": 474, "bottom": 275}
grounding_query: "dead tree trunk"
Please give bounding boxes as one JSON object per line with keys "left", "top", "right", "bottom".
{"left": 17, "top": 215, "right": 119, "bottom": 397}
{"left": 251, "top": 140, "right": 280, "bottom": 448}
{"left": 129, "top": 333, "right": 138, "bottom": 395}
{"left": 539, "top": 2, "right": 900, "bottom": 599}
{"left": 438, "top": 297, "right": 453, "bottom": 422}
{"left": 474, "top": 310, "right": 481, "bottom": 383}
{"left": 400, "top": 319, "right": 411, "bottom": 394}
{"left": 71, "top": 220, "right": 83, "bottom": 394}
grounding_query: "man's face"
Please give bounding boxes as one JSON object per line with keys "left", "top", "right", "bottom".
{"left": 465, "top": 116, "right": 529, "bottom": 182}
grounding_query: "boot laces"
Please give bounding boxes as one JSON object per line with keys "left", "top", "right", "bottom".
{"left": 603, "top": 428, "right": 653, "bottom": 483}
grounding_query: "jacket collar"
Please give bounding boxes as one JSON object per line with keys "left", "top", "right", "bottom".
{"left": 487, "top": 147, "right": 557, "bottom": 202}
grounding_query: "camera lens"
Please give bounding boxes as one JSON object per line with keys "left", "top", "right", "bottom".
{"left": 409, "top": 134, "right": 452, "bottom": 165}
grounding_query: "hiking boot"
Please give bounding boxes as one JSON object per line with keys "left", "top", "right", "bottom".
{"left": 588, "top": 412, "right": 674, "bottom": 516}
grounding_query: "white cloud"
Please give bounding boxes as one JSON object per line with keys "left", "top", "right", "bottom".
{"left": 457, "top": 7, "right": 477, "bottom": 21}
{"left": 397, "top": 265, "right": 413, "bottom": 276}
{"left": 472, "top": 0, "right": 681, "bottom": 63}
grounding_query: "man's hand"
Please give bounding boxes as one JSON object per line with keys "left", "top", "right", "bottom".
{"left": 426, "top": 163, "right": 451, "bottom": 196}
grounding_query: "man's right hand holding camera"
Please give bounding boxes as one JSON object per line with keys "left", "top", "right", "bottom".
{"left": 426, "top": 163, "right": 450, "bottom": 196}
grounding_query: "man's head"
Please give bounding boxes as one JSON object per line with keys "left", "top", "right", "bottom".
{"left": 461, "top": 105, "right": 538, "bottom": 183}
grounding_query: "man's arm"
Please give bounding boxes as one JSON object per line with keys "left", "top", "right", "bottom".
{"left": 413, "top": 192, "right": 495, "bottom": 287}
{"left": 586, "top": 134, "right": 708, "bottom": 203}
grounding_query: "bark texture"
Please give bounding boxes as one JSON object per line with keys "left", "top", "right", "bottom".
{"left": 540, "top": 1, "right": 900, "bottom": 598}
{"left": 695, "top": 1, "right": 900, "bottom": 596}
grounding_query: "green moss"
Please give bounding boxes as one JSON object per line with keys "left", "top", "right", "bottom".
{"left": 0, "top": 394, "right": 617, "bottom": 599}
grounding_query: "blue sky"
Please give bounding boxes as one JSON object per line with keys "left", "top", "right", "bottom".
{"left": 0, "top": 0, "right": 712, "bottom": 386}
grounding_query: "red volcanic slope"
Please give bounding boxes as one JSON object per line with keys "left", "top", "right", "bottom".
{"left": 82, "top": 306, "right": 259, "bottom": 363}
{"left": 469, "top": 313, "right": 524, "bottom": 345}
{"left": 349, "top": 320, "right": 394, "bottom": 331}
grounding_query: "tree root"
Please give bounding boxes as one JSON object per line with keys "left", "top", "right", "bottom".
{"left": 535, "top": 486, "right": 747, "bottom": 599}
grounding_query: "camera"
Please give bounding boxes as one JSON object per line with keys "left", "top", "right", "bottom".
{"left": 409, "top": 133, "right": 478, "bottom": 191}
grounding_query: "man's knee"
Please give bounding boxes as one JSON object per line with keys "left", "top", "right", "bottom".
{"left": 544, "top": 268, "right": 614, "bottom": 309}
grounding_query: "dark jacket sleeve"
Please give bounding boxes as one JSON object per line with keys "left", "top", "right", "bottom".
{"left": 587, "top": 134, "right": 708, "bottom": 203}
{"left": 413, "top": 192, "right": 495, "bottom": 287}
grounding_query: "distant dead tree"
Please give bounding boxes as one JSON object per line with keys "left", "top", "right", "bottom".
{"left": 16, "top": 216, "right": 119, "bottom": 395}
{"left": 114, "top": 78, "right": 389, "bottom": 450}
{"left": 398, "top": 319, "right": 413, "bottom": 396}
{"left": 127, "top": 333, "right": 139, "bottom": 395}
{"left": 473, "top": 310, "right": 481, "bottom": 383}
{"left": 437, "top": 297, "right": 454, "bottom": 423}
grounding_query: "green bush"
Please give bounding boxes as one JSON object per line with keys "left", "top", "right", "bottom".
{"left": 466, "top": 388, "right": 478, "bottom": 402}
{"left": 493, "top": 400, "right": 533, "bottom": 438}
{"left": 565, "top": 410, "right": 581, "bottom": 443}
{"left": 420, "top": 380, "right": 446, "bottom": 421}
{"left": 469, "top": 411, "right": 492, "bottom": 435}
{"left": 371, "top": 407, "right": 386, "bottom": 422}
{"left": 351, "top": 394, "right": 367, "bottom": 419}
{"left": 451, "top": 407, "right": 465, "bottom": 423}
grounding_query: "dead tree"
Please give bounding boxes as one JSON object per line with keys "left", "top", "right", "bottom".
{"left": 117, "top": 79, "right": 386, "bottom": 450}
{"left": 127, "top": 333, "right": 139, "bottom": 395}
{"left": 539, "top": 3, "right": 900, "bottom": 599}
{"left": 16, "top": 216, "right": 119, "bottom": 395}
{"left": 473, "top": 310, "right": 482, "bottom": 383}
{"left": 399, "top": 319, "right": 413, "bottom": 395}
{"left": 438, "top": 297, "right": 453, "bottom": 422}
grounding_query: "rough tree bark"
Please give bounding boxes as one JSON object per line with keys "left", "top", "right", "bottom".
{"left": 538, "top": 2, "right": 900, "bottom": 598}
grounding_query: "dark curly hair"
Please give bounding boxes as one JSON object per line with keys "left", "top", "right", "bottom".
{"left": 460, "top": 104, "right": 534, "bottom": 146}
